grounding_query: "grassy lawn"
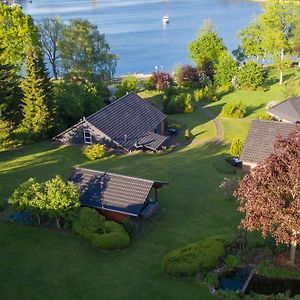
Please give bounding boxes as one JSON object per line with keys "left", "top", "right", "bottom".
{"left": 1, "top": 68, "right": 300, "bottom": 299}
{"left": 0, "top": 140, "right": 240, "bottom": 299}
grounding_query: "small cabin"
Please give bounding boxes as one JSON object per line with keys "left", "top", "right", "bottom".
{"left": 69, "top": 168, "right": 167, "bottom": 222}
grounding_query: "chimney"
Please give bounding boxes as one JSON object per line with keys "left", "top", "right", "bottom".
{"left": 124, "top": 134, "right": 127, "bottom": 142}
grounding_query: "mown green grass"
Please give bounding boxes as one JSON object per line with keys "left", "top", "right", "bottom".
{"left": 0, "top": 140, "right": 240, "bottom": 300}
{"left": 1, "top": 68, "right": 300, "bottom": 299}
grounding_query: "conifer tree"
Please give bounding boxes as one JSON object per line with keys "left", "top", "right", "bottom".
{"left": 20, "top": 47, "right": 50, "bottom": 137}
{"left": 0, "top": 46, "right": 22, "bottom": 124}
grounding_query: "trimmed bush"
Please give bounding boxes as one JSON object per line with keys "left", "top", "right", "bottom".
{"left": 73, "top": 207, "right": 105, "bottom": 238}
{"left": 89, "top": 221, "right": 130, "bottom": 250}
{"left": 221, "top": 102, "right": 246, "bottom": 119}
{"left": 82, "top": 144, "right": 106, "bottom": 161}
{"left": 230, "top": 137, "right": 244, "bottom": 157}
{"left": 73, "top": 208, "right": 130, "bottom": 250}
{"left": 237, "top": 61, "right": 264, "bottom": 90}
{"left": 162, "top": 236, "right": 227, "bottom": 277}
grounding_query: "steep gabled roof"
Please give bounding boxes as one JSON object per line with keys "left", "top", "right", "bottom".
{"left": 240, "top": 120, "right": 297, "bottom": 164}
{"left": 268, "top": 97, "right": 300, "bottom": 123}
{"left": 69, "top": 168, "right": 166, "bottom": 216}
{"left": 86, "top": 92, "right": 167, "bottom": 150}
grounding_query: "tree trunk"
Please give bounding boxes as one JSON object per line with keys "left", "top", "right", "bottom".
{"left": 51, "top": 60, "right": 58, "bottom": 80}
{"left": 36, "top": 214, "right": 40, "bottom": 225}
{"left": 290, "top": 242, "right": 297, "bottom": 265}
{"left": 279, "top": 49, "right": 284, "bottom": 85}
{"left": 56, "top": 217, "right": 60, "bottom": 229}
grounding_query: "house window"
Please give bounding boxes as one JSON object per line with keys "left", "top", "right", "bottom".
{"left": 83, "top": 129, "right": 92, "bottom": 144}
{"left": 154, "top": 124, "right": 161, "bottom": 134}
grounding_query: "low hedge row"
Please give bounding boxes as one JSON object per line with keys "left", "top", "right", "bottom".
{"left": 162, "top": 235, "right": 229, "bottom": 277}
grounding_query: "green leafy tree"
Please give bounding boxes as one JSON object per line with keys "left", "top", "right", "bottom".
{"left": 38, "top": 16, "right": 64, "bottom": 79}
{"left": 0, "top": 5, "right": 39, "bottom": 69}
{"left": 215, "top": 53, "right": 237, "bottom": 88}
{"left": 238, "top": 22, "right": 264, "bottom": 61}
{"left": 54, "top": 82, "right": 106, "bottom": 128}
{"left": 188, "top": 21, "right": 226, "bottom": 68}
{"left": 42, "top": 175, "right": 80, "bottom": 229}
{"left": 115, "top": 75, "right": 138, "bottom": 98}
{"left": 237, "top": 61, "right": 264, "bottom": 90}
{"left": 0, "top": 46, "right": 22, "bottom": 124}
{"left": 9, "top": 178, "right": 44, "bottom": 224}
{"left": 58, "top": 19, "right": 117, "bottom": 81}
{"left": 19, "top": 47, "right": 51, "bottom": 137}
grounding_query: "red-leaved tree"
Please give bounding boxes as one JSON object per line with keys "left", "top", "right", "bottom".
{"left": 235, "top": 128, "right": 300, "bottom": 265}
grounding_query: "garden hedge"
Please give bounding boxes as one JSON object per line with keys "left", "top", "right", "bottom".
{"left": 162, "top": 235, "right": 228, "bottom": 277}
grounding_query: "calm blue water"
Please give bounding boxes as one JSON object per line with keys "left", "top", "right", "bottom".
{"left": 22, "top": 0, "right": 261, "bottom": 75}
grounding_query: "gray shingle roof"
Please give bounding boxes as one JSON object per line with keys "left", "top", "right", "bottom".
{"left": 86, "top": 92, "right": 167, "bottom": 151}
{"left": 240, "top": 120, "right": 297, "bottom": 164}
{"left": 268, "top": 97, "right": 300, "bottom": 123}
{"left": 69, "top": 168, "right": 161, "bottom": 216}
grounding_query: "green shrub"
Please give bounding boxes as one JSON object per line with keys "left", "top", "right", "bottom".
{"left": 143, "top": 76, "right": 155, "bottom": 90}
{"left": 162, "top": 236, "right": 227, "bottom": 277}
{"left": 221, "top": 102, "right": 246, "bottom": 119}
{"left": 73, "top": 207, "right": 105, "bottom": 238}
{"left": 194, "top": 89, "right": 204, "bottom": 102}
{"left": 230, "top": 137, "right": 244, "bottom": 157}
{"left": 0, "top": 200, "right": 4, "bottom": 211}
{"left": 224, "top": 254, "right": 242, "bottom": 272}
{"left": 205, "top": 272, "right": 219, "bottom": 288}
{"left": 256, "top": 259, "right": 300, "bottom": 280}
{"left": 82, "top": 144, "right": 106, "bottom": 161}
{"left": 169, "top": 93, "right": 194, "bottom": 114}
{"left": 115, "top": 75, "right": 139, "bottom": 98}
{"left": 90, "top": 221, "right": 130, "bottom": 250}
{"left": 255, "top": 112, "right": 272, "bottom": 120}
{"left": 237, "top": 61, "right": 264, "bottom": 90}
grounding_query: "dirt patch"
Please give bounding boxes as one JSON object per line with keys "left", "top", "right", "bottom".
{"left": 273, "top": 250, "right": 300, "bottom": 271}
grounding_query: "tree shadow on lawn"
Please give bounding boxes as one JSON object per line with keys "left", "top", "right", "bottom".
{"left": 203, "top": 103, "right": 225, "bottom": 117}
{"left": 0, "top": 142, "right": 85, "bottom": 199}
{"left": 246, "top": 103, "right": 266, "bottom": 116}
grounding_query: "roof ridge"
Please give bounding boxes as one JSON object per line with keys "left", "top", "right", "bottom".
{"left": 252, "top": 119, "right": 298, "bottom": 126}
{"left": 74, "top": 167, "right": 155, "bottom": 184}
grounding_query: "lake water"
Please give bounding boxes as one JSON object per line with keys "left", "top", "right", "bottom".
{"left": 22, "top": 0, "right": 262, "bottom": 75}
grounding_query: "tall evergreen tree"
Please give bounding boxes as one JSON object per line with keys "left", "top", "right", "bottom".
{"left": 20, "top": 47, "right": 50, "bottom": 136}
{"left": 0, "top": 46, "right": 22, "bottom": 124}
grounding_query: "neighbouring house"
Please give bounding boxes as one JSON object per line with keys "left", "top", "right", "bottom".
{"left": 268, "top": 96, "right": 300, "bottom": 123}
{"left": 69, "top": 168, "right": 167, "bottom": 222}
{"left": 240, "top": 119, "right": 297, "bottom": 173}
{"left": 54, "top": 92, "right": 168, "bottom": 152}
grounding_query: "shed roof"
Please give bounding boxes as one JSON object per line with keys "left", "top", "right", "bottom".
{"left": 268, "top": 97, "right": 300, "bottom": 123}
{"left": 86, "top": 92, "right": 167, "bottom": 151}
{"left": 240, "top": 120, "right": 297, "bottom": 164}
{"left": 69, "top": 168, "right": 166, "bottom": 216}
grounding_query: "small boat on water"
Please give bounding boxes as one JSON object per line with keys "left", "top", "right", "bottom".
{"left": 162, "top": 15, "right": 169, "bottom": 24}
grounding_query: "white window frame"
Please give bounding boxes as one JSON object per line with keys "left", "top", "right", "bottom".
{"left": 83, "top": 129, "right": 92, "bottom": 144}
